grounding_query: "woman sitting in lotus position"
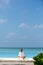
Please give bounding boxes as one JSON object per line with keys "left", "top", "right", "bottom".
{"left": 18, "top": 49, "right": 26, "bottom": 59}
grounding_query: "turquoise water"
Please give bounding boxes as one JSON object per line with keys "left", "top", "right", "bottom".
{"left": 0, "top": 48, "right": 43, "bottom": 58}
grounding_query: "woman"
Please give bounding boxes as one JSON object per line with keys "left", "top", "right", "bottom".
{"left": 18, "top": 49, "right": 26, "bottom": 59}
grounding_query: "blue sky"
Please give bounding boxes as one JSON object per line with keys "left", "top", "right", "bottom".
{"left": 0, "top": 0, "right": 43, "bottom": 47}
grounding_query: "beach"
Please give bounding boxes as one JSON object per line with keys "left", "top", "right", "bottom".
{"left": 0, "top": 0, "right": 43, "bottom": 64}
{"left": 0, "top": 58, "right": 34, "bottom": 65}
{"left": 0, "top": 48, "right": 42, "bottom": 65}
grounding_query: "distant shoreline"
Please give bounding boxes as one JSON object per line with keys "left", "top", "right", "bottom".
{"left": 0, "top": 47, "right": 43, "bottom": 49}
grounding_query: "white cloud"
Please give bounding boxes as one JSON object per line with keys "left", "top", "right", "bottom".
{"left": 19, "top": 23, "right": 29, "bottom": 28}
{"left": 5, "top": 32, "right": 28, "bottom": 40}
{"left": 0, "top": 19, "right": 6, "bottom": 24}
{"left": 19, "top": 23, "right": 43, "bottom": 29}
{"left": 0, "top": 0, "right": 10, "bottom": 9}
{"left": 34, "top": 24, "right": 43, "bottom": 29}
{"left": 0, "top": 0, "right": 10, "bottom": 5}
{"left": 6, "top": 32, "right": 15, "bottom": 39}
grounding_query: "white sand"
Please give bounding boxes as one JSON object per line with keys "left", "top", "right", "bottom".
{"left": 0, "top": 58, "right": 34, "bottom": 61}
{"left": 0, "top": 58, "right": 34, "bottom": 65}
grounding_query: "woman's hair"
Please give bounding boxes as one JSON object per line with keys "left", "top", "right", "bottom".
{"left": 20, "top": 49, "right": 23, "bottom": 52}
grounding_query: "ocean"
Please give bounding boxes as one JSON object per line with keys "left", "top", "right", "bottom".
{"left": 0, "top": 48, "right": 43, "bottom": 58}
